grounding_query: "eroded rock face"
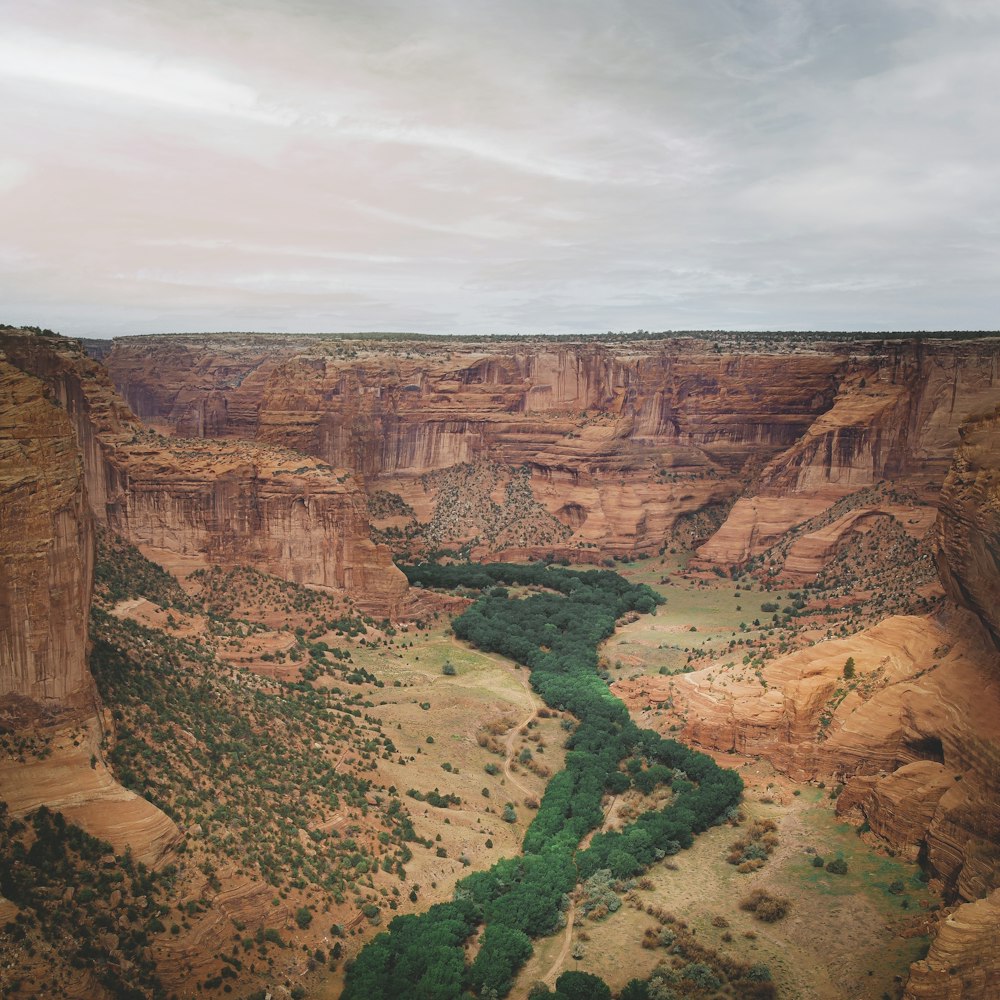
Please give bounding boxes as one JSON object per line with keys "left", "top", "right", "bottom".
{"left": 1, "top": 331, "right": 408, "bottom": 616}
{"left": 696, "top": 341, "right": 1000, "bottom": 572}
{"left": 104, "top": 335, "right": 1000, "bottom": 562}
{"left": 0, "top": 349, "right": 178, "bottom": 865}
{"left": 618, "top": 608, "right": 1000, "bottom": 901}
{"left": 0, "top": 358, "right": 94, "bottom": 718}
{"left": 904, "top": 889, "right": 1000, "bottom": 1000}
{"left": 936, "top": 409, "right": 1000, "bottom": 651}
{"left": 101, "top": 337, "right": 843, "bottom": 553}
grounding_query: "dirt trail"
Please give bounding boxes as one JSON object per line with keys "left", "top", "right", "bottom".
{"left": 502, "top": 671, "right": 539, "bottom": 797}
{"left": 542, "top": 899, "right": 576, "bottom": 986}
{"left": 539, "top": 786, "right": 623, "bottom": 986}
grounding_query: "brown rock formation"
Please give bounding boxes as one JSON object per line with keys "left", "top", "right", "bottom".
{"left": 904, "top": 889, "right": 1000, "bottom": 999}
{"left": 781, "top": 504, "right": 936, "bottom": 581}
{"left": 103, "top": 336, "right": 850, "bottom": 554}
{"left": 936, "top": 408, "right": 1000, "bottom": 650}
{"left": 697, "top": 341, "right": 1000, "bottom": 571}
{"left": 0, "top": 348, "right": 178, "bottom": 865}
{"left": 103, "top": 335, "right": 1000, "bottom": 561}
{"left": 0, "top": 357, "right": 94, "bottom": 719}
{"left": 0, "top": 717, "right": 177, "bottom": 866}
{"left": 619, "top": 608, "right": 1000, "bottom": 900}
{"left": 1, "top": 330, "right": 408, "bottom": 616}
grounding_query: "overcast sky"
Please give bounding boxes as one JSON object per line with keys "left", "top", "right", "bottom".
{"left": 1, "top": 0, "right": 998, "bottom": 337}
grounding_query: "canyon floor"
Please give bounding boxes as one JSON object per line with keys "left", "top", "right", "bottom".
{"left": 0, "top": 535, "right": 962, "bottom": 1000}
{"left": 306, "top": 550, "right": 937, "bottom": 1000}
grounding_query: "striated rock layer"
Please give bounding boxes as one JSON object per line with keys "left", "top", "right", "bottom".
{"left": 904, "top": 889, "right": 1000, "bottom": 1000}
{"left": 1, "top": 330, "right": 408, "bottom": 616}
{"left": 0, "top": 350, "right": 177, "bottom": 866}
{"left": 104, "top": 334, "right": 1000, "bottom": 560}
{"left": 0, "top": 357, "right": 94, "bottom": 719}
{"left": 936, "top": 408, "right": 1000, "bottom": 651}
{"left": 696, "top": 341, "right": 1000, "bottom": 570}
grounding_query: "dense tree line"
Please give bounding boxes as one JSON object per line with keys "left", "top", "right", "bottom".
{"left": 343, "top": 564, "right": 742, "bottom": 1000}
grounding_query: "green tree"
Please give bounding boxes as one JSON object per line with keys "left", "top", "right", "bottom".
{"left": 555, "top": 970, "right": 612, "bottom": 1000}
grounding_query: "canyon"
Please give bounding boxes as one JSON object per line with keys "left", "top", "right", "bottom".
{"left": 104, "top": 333, "right": 1000, "bottom": 565}
{"left": 1, "top": 330, "right": 408, "bottom": 617}
{"left": 1, "top": 327, "right": 999, "bottom": 999}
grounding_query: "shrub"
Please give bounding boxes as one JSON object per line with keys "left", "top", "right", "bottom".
{"left": 740, "top": 889, "right": 789, "bottom": 922}
{"left": 295, "top": 906, "right": 313, "bottom": 930}
{"left": 826, "top": 857, "right": 848, "bottom": 875}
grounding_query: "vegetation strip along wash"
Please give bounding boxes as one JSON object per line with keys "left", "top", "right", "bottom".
{"left": 342, "top": 563, "right": 744, "bottom": 1000}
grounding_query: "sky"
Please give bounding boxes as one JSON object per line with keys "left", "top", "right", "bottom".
{"left": 1, "top": 0, "right": 998, "bottom": 338}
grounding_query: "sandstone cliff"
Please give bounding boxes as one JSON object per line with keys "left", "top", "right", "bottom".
{"left": 104, "top": 335, "right": 1000, "bottom": 564}
{"left": 1, "top": 330, "right": 408, "bottom": 616}
{"left": 904, "top": 889, "right": 1000, "bottom": 999}
{"left": 0, "top": 350, "right": 178, "bottom": 867}
{"left": 936, "top": 408, "right": 1000, "bottom": 650}
{"left": 103, "top": 336, "right": 848, "bottom": 555}
{"left": 697, "top": 340, "right": 1000, "bottom": 570}
{"left": 0, "top": 357, "right": 94, "bottom": 719}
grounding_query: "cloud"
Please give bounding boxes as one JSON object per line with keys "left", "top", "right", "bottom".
{"left": 1, "top": 0, "right": 998, "bottom": 336}
{"left": 0, "top": 30, "right": 293, "bottom": 124}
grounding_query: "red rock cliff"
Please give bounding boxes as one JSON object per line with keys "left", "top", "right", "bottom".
{"left": 0, "top": 356, "right": 94, "bottom": 719}
{"left": 104, "top": 335, "right": 1000, "bottom": 560}
{"left": 0, "top": 347, "right": 178, "bottom": 867}
{"left": 2, "top": 331, "right": 408, "bottom": 616}
{"left": 936, "top": 408, "right": 1000, "bottom": 650}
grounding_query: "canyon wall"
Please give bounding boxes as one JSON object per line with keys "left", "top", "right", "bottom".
{"left": 1, "top": 331, "right": 408, "bottom": 616}
{"left": 0, "top": 356, "right": 94, "bottom": 719}
{"left": 936, "top": 408, "right": 1000, "bottom": 650}
{"left": 0, "top": 348, "right": 178, "bottom": 866}
{"left": 104, "top": 335, "right": 1000, "bottom": 560}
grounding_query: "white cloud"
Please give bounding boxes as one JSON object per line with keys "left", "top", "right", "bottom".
{"left": 1, "top": 1, "right": 998, "bottom": 336}
{"left": 0, "top": 31, "right": 293, "bottom": 124}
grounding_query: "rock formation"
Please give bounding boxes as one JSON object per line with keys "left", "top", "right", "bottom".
{"left": 936, "top": 407, "right": 1000, "bottom": 650}
{"left": 1, "top": 330, "right": 408, "bottom": 616}
{"left": 0, "top": 356, "right": 94, "bottom": 720}
{"left": 615, "top": 389, "right": 1000, "bottom": 998}
{"left": 904, "top": 889, "right": 1000, "bottom": 999}
{"left": 0, "top": 348, "right": 177, "bottom": 865}
{"left": 104, "top": 334, "right": 1000, "bottom": 564}
{"left": 6, "top": 327, "right": 998, "bottom": 996}
{"left": 696, "top": 340, "right": 1000, "bottom": 572}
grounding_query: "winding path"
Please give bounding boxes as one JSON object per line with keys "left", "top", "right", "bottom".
{"left": 542, "top": 899, "right": 577, "bottom": 987}
{"left": 502, "top": 671, "right": 540, "bottom": 797}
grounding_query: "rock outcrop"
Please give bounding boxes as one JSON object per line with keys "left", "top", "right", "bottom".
{"left": 0, "top": 347, "right": 178, "bottom": 865}
{"left": 105, "top": 336, "right": 843, "bottom": 555}
{"left": 936, "top": 408, "right": 1000, "bottom": 650}
{"left": 1, "top": 330, "right": 408, "bottom": 616}
{"left": 103, "top": 335, "right": 1000, "bottom": 562}
{"left": 696, "top": 340, "right": 1000, "bottom": 572}
{"left": 0, "top": 357, "right": 94, "bottom": 720}
{"left": 904, "top": 889, "right": 1000, "bottom": 999}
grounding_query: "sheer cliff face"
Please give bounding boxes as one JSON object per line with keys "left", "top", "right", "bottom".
{"left": 104, "top": 337, "right": 843, "bottom": 473}
{"left": 0, "top": 358, "right": 94, "bottom": 718}
{"left": 1, "top": 331, "right": 407, "bottom": 617}
{"left": 104, "top": 336, "right": 1000, "bottom": 559}
{"left": 936, "top": 409, "right": 1000, "bottom": 650}
{"left": 112, "top": 440, "right": 407, "bottom": 614}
